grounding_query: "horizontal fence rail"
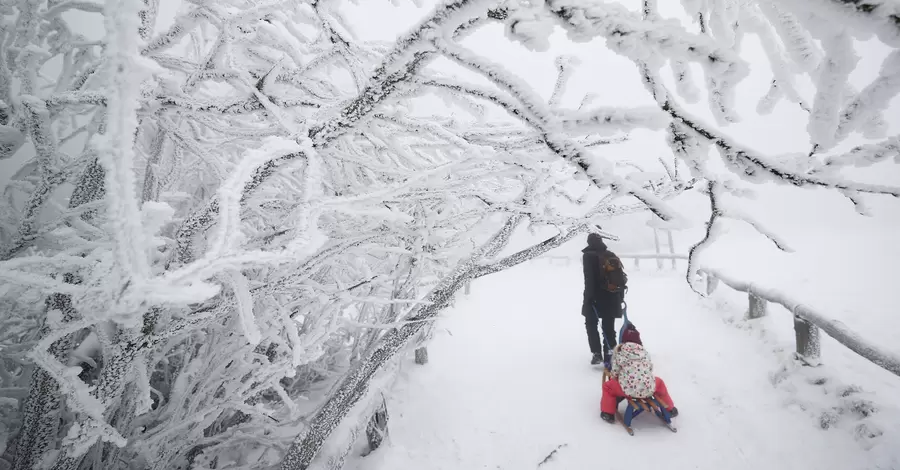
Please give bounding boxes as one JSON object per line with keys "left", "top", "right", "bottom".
{"left": 466, "top": 252, "right": 686, "bottom": 300}
{"left": 700, "top": 268, "right": 900, "bottom": 379}
{"left": 620, "top": 253, "right": 687, "bottom": 270}
{"left": 534, "top": 253, "right": 688, "bottom": 269}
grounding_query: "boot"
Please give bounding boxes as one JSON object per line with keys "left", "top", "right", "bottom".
{"left": 600, "top": 412, "right": 615, "bottom": 424}
{"left": 667, "top": 407, "right": 679, "bottom": 418}
{"left": 590, "top": 353, "right": 603, "bottom": 365}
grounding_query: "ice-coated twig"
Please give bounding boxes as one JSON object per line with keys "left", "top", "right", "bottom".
{"left": 638, "top": 63, "right": 900, "bottom": 197}
{"left": 432, "top": 40, "right": 683, "bottom": 223}
{"left": 686, "top": 181, "right": 722, "bottom": 293}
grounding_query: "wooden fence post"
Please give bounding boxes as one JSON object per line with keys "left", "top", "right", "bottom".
{"left": 365, "top": 397, "right": 389, "bottom": 454}
{"left": 414, "top": 327, "right": 430, "bottom": 365}
{"left": 794, "top": 316, "right": 821, "bottom": 366}
{"left": 698, "top": 270, "right": 900, "bottom": 378}
{"left": 705, "top": 273, "right": 719, "bottom": 295}
{"left": 464, "top": 281, "right": 471, "bottom": 295}
{"left": 633, "top": 258, "right": 640, "bottom": 270}
{"left": 414, "top": 347, "right": 428, "bottom": 365}
{"left": 747, "top": 290, "right": 767, "bottom": 319}
{"left": 666, "top": 230, "right": 676, "bottom": 270}
{"left": 652, "top": 230, "right": 663, "bottom": 270}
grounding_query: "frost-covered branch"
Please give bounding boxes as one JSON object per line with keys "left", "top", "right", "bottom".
{"left": 432, "top": 40, "right": 683, "bottom": 222}
{"left": 3, "top": 0, "right": 899, "bottom": 467}
{"left": 173, "top": 0, "right": 496, "bottom": 265}
{"left": 645, "top": 64, "right": 900, "bottom": 196}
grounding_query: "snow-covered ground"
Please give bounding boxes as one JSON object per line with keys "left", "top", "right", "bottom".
{"left": 346, "top": 262, "right": 900, "bottom": 470}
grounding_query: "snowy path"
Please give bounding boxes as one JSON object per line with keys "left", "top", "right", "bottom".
{"left": 347, "top": 263, "right": 881, "bottom": 470}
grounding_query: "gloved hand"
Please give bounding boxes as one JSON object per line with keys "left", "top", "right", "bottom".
{"left": 603, "top": 358, "right": 611, "bottom": 371}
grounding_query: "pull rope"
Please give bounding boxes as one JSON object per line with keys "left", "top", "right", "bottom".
{"left": 619, "top": 285, "right": 631, "bottom": 344}
{"left": 618, "top": 300, "right": 630, "bottom": 346}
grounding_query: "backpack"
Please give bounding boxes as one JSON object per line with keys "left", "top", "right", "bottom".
{"left": 597, "top": 252, "right": 628, "bottom": 293}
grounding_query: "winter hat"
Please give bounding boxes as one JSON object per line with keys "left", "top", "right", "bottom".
{"left": 587, "top": 233, "right": 607, "bottom": 250}
{"left": 621, "top": 324, "right": 642, "bottom": 346}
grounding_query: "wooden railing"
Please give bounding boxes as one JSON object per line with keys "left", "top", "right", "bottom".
{"left": 461, "top": 251, "right": 682, "bottom": 303}
{"left": 621, "top": 253, "right": 687, "bottom": 270}
{"left": 535, "top": 253, "right": 687, "bottom": 270}
{"left": 701, "top": 268, "right": 900, "bottom": 378}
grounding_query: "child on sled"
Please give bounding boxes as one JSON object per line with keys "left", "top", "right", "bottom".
{"left": 600, "top": 324, "right": 678, "bottom": 424}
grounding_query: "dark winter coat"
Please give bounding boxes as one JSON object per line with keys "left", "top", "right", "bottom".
{"left": 582, "top": 234, "right": 624, "bottom": 317}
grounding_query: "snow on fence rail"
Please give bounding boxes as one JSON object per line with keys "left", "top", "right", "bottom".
{"left": 700, "top": 268, "right": 900, "bottom": 379}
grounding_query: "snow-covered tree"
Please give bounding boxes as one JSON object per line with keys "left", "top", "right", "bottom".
{"left": 0, "top": 0, "right": 898, "bottom": 469}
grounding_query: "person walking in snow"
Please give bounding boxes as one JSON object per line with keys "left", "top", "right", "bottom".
{"left": 600, "top": 324, "right": 678, "bottom": 424}
{"left": 581, "top": 233, "right": 626, "bottom": 365}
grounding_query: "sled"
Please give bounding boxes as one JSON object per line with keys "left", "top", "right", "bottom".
{"left": 618, "top": 396, "right": 677, "bottom": 435}
{"left": 603, "top": 369, "right": 677, "bottom": 436}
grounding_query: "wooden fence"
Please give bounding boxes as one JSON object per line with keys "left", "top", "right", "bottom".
{"left": 534, "top": 252, "right": 687, "bottom": 270}
{"left": 524, "top": 256, "right": 900, "bottom": 378}
{"left": 700, "top": 268, "right": 900, "bottom": 378}
{"left": 459, "top": 251, "right": 680, "bottom": 307}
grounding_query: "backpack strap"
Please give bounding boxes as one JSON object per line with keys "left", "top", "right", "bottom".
{"left": 595, "top": 251, "right": 611, "bottom": 284}
{"left": 597, "top": 251, "right": 626, "bottom": 293}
